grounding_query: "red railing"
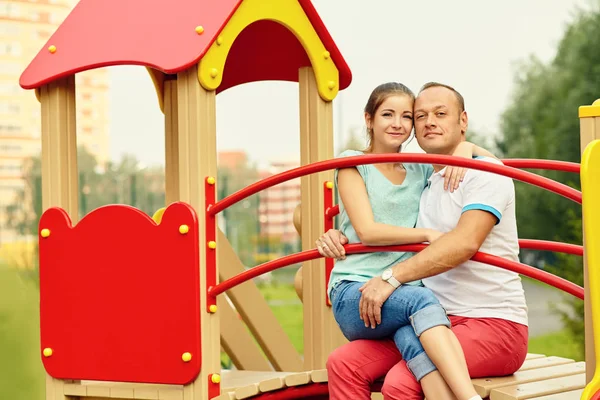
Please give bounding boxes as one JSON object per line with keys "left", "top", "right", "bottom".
{"left": 208, "top": 155, "right": 582, "bottom": 217}
{"left": 208, "top": 244, "right": 584, "bottom": 300}
{"left": 206, "top": 155, "right": 584, "bottom": 308}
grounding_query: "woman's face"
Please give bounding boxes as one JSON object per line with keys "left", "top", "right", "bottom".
{"left": 366, "top": 94, "right": 414, "bottom": 152}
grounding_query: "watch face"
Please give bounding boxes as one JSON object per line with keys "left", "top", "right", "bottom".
{"left": 382, "top": 269, "right": 391, "bottom": 280}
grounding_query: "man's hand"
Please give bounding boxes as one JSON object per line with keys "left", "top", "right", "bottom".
{"left": 316, "top": 229, "right": 348, "bottom": 260}
{"left": 358, "top": 277, "right": 395, "bottom": 328}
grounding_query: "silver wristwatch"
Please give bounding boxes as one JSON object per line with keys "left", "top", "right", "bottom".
{"left": 381, "top": 268, "right": 401, "bottom": 288}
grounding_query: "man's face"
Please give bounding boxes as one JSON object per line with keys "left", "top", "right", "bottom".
{"left": 413, "top": 86, "right": 468, "bottom": 155}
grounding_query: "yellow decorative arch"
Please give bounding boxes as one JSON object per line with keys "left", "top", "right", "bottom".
{"left": 198, "top": 0, "right": 340, "bottom": 101}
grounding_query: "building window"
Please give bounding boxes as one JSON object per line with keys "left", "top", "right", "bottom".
{"left": 0, "top": 4, "right": 21, "bottom": 18}
{"left": 0, "top": 104, "right": 20, "bottom": 115}
{"left": 0, "top": 23, "right": 20, "bottom": 36}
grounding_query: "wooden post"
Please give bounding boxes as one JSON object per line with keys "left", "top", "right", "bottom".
{"left": 177, "top": 64, "right": 219, "bottom": 400}
{"left": 579, "top": 100, "right": 600, "bottom": 383}
{"left": 39, "top": 75, "right": 79, "bottom": 399}
{"left": 298, "top": 66, "right": 345, "bottom": 370}
{"left": 164, "top": 76, "right": 180, "bottom": 205}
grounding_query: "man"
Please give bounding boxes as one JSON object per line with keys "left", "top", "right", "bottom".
{"left": 317, "top": 82, "right": 528, "bottom": 399}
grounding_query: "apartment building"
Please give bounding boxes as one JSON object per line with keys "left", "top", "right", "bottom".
{"left": 258, "top": 157, "right": 301, "bottom": 245}
{"left": 0, "top": 0, "right": 110, "bottom": 246}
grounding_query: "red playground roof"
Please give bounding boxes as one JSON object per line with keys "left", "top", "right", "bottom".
{"left": 19, "top": 0, "right": 352, "bottom": 93}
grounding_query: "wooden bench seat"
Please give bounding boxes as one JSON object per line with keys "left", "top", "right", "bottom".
{"left": 60, "top": 354, "right": 587, "bottom": 400}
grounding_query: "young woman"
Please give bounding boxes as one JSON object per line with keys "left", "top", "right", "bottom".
{"left": 321, "top": 82, "right": 496, "bottom": 400}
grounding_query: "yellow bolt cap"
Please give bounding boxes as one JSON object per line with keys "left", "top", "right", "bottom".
{"left": 326, "top": 181, "right": 334, "bottom": 189}
{"left": 182, "top": 352, "right": 192, "bottom": 362}
{"left": 216, "top": 36, "right": 223, "bottom": 45}
{"left": 209, "top": 304, "right": 217, "bottom": 313}
{"left": 195, "top": 26, "right": 204, "bottom": 34}
{"left": 328, "top": 81, "right": 336, "bottom": 90}
{"left": 207, "top": 176, "right": 215, "bottom": 185}
{"left": 179, "top": 225, "right": 189, "bottom": 234}
{"left": 208, "top": 241, "right": 216, "bottom": 249}
{"left": 211, "top": 374, "right": 221, "bottom": 384}
{"left": 323, "top": 51, "right": 330, "bottom": 59}
{"left": 210, "top": 68, "right": 218, "bottom": 78}
{"left": 48, "top": 45, "right": 57, "bottom": 53}
{"left": 41, "top": 228, "right": 51, "bottom": 238}
{"left": 43, "top": 348, "right": 53, "bottom": 357}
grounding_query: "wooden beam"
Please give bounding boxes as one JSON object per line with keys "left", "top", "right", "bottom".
{"left": 40, "top": 75, "right": 79, "bottom": 400}
{"left": 177, "top": 64, "right": 218, "bottom": 400}
{"left": 164, "top": 77, "right": 180, "bottom": 205}
{"left": 298, "top": 66, "right": 346, "bottom": 370}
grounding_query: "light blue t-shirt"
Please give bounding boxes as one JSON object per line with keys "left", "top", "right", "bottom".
{"left": 328, "top": 150, "right": 434, "bottom": 296}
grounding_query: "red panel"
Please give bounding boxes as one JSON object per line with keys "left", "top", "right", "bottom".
{"left": 218, "top": 20, "right": 311, "bottom": 94}
{"left": 39, "top": 203, "right": 201, "bottom": 385}
{"left": 20, "top": 0, "right": 242, "bottom": 89}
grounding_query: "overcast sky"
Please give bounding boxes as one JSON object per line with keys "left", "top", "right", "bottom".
{"left": 107, "top": 0, "right": 591, "bottom": 169}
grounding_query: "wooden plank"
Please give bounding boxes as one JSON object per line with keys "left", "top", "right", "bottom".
{"left": 284, "top": 372, "right": 311, "bottom": 387}
{"left": 490, "top": 373, "right": 586, "bottom": 400}
{"left": 218, "top": 295, "right": 273, "bottom": 371}
{"left": 311, "top": 369, "right": 328, "bottom": 383}
{"left": 526, "top": 354, "right": 546, "bottom": 360}
{"left": 531, "top": 389, "right": 584, "bottom": 399}
{"left": 218, "top": 231, "right": 303, "bottom": 372}
{"left": 472, "top": 362, "right": 585, "bottom": 397}
{"left": 233, "top": 384, "right": 260, "bottom": 399}
{"left": 519, "top": 357, "right": 575, "bottom": 371}
{"left": 221, "top": 370, "right": 291, "bottom": 391}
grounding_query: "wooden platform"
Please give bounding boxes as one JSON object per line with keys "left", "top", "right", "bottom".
{"left": 61, "top": 354, "right": 587, "bottom": 400}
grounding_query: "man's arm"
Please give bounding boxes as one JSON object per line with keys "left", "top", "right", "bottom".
{"left": 390, "top": 209, "right": 497, "bottom": 283}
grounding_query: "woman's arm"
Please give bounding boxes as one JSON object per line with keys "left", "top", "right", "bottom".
{"left": 458, "top": 142, "right": 501, "bottom": 161}
{"left": 338, "top": 167, "right": 439, "bottom": 246}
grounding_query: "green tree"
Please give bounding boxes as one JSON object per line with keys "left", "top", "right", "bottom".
{"left": 496, "top": 2, "right": 600, "bottom": 351}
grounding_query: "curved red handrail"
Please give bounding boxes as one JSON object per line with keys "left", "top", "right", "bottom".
{"left": 208, "top": 154, "right": 581, "bottom": 216}
{"left": 518, "top": 239, "right": 583, "bottom": 256}
{"left": 208, "top": 244, "right": 584, "bottom": 300}
{"left": 503, "top": 159, "right": 580, "bottom": 173}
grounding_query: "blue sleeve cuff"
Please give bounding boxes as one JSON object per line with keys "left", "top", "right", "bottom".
{"left": 462, "top": 203, "right": 501, "bottom": 224}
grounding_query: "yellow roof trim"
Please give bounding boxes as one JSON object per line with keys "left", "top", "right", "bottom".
{"left": 579, "top": 99, "right": 600, "bottom": 118}
{"left": 198, "top": 0, "right": 339, "bottom": 101}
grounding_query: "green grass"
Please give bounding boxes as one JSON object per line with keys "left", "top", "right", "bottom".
{"left": 0, "top": 266, "right": 45, "bottom": 400}
{"left": 528, "top": 329, "right": 584, "bottom": 361}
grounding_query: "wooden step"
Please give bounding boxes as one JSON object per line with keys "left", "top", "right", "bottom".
{"left": 472, "top": 362, "right": 585, "bottom": 397}
{"left": 489, "top": 373, "right": 586, "bottom": 400}
{"left": 531, "top": 389, "right": 584, "bottom": 399}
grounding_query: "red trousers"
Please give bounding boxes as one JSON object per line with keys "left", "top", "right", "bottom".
{"left": 326, "top": 316, "right": 528, "bottom": 400}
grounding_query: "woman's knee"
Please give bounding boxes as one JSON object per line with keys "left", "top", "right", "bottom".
{"left": 409, "top": 290, "right": 451, "bottom": 337}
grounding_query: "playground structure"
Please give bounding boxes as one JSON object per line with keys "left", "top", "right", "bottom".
{"left": 17, "top": 0, "right": 600, "bottom": 399}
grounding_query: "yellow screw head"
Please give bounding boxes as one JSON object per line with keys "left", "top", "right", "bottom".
{"left": 41, "top": 228, "right": 51, "bottom": 238}
{"left": 43, "top": 348, "right": 53, "bottom": 357}
{"left": 182, "top": 352, "right": 192, "bottom": 362}
{"left": 207, "top": 176, "right": 215, "bottom": 185}
{"left": 48, "top": 45, "right": 57, "bottom": 53}
{"left": 328, "top": 81, "right": 336, "bottom": 90}
{"left": 326, "top": 181, "right": 334, "bottom": 189}
{"left": 195, "top": 25, "right": 204, "bottom": 34}
{"left": 210, "top": 68, "right": 218, "bottom": 78}
{"left": 209, "top": 304, "right": 217, "bottom": 313}
{"left": 179, "top": 224, "right": 189, "bottom": 234}
{"left": 323, "top": 51, "right": 330, "bottom": 59}
{"left": 211, "top": 373, "right": 221, "bottom": 384}
{"left": 208, "top": 241, "right": 216, "bottom": 249}
{"left": 216, "top": 36, "right": 223, "bottom": 46}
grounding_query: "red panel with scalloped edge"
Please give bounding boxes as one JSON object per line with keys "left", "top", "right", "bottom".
{"left": 39, "top": 202, "right": 201, "bottom": 385}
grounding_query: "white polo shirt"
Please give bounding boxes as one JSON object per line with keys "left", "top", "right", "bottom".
{"left": 417, "top": 156, "right": 528, "bottom": 326}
